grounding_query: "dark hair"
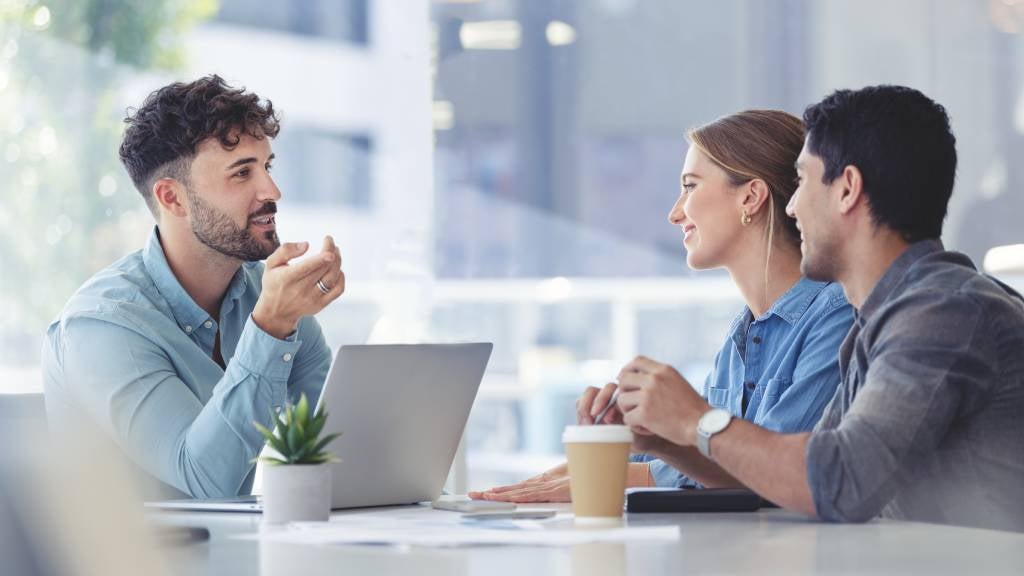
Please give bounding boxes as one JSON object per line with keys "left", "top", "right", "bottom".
{"left": 688, "top": 110, "right": 805, "bottom": 248}
{"left": 802, "top": 85, "right": 957, "bottom": 241}
{"left": 119, "top": 74, "right": 280, "bottom": 215}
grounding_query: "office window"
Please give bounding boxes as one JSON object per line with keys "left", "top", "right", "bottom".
{"left": 431, "top": 0, "right": 1024, "bottom": 490}
{"left": 215, "top": 0, "right": 370, "bottom": 45}
{"left": 4, "top": 0, "right": 1024, "bottom": 497}
{"left": 272, "top": 129, "right": 374, "bottom": 209}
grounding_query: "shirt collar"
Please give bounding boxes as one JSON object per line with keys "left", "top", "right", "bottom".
{"left": 141, "top": 226, "right": 248, "bottom": 330}
{"left": 728, "top": 276, "right": 832, "bottom": 347}
{"left": 858, "top": 239, "right": 944, "bottom": 321}
{"left": 763, "top": 277, "right": 832, "bottom": 325}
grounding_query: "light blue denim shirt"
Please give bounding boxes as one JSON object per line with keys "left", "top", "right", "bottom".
{"left": 633, "top": 277, "right": 853, "bottom": 487}
{"left": 41, "top": 227, "right": 331, "bottom": 499}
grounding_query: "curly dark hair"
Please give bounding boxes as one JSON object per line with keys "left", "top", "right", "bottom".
{"left": 119, "top": 74, "right": 281, "bottom": 216}
{"left": 803, "top": 85, "right": 957, "bottom": 242}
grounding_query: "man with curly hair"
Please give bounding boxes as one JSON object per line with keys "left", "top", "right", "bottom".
{"left": 41, "top": 75, "right": 344, "bottom": 499}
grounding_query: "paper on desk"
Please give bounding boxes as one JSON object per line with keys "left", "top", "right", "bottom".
{"left": 248, "top": 515, "right": 679, "bottom": 548}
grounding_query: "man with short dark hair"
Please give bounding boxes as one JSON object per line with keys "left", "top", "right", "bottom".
{"left": 588, "top": 85, "right": 1024, "bottom": 531}
{"left": 42, "top": 75, "right": 344, "bottom": 498}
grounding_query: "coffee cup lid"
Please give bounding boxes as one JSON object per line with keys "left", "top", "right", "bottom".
{"left": 562, "top": 425, "right": 633, "bottom": 443}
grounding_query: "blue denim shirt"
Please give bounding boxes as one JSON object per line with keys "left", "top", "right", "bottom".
{"left": 633, "top": 277, "right": 853, "bottom": 487}
{"left": 41, "top": 227, "right": 331, "bottom": 499}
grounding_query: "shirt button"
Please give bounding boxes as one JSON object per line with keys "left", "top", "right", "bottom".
{"left": 204, "top": 320, "right": 213, "bottom": 329}
{"left": 282, "top": 353, "right": 293, "bottom": 362}
{"left": 752, "top": 336, "right": 762, "bottom": 344}
{"left": 745, "top": 382, "right": 755, "bottom": 390}
{"left": 184, "top": 325, "right": 193, "bottom": 333}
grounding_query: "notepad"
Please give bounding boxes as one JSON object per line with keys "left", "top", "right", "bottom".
{"left": 625, "top": 487, "right": 776, "bottom": 513}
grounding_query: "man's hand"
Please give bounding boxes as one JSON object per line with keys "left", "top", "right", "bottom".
{"left": 468, "top": 462, "right": 571, "bottom": 503}
{"left": 616, "top": 356, "right": 711, "bottom": 446}
{"left": 577, "top": 381, "right": 665, "bottom": 452}
{"left": 252, "top": 236, "right": 345, "bottom": 339}
{"left": 576, "top": 382, "right": 624, "bottom": 425}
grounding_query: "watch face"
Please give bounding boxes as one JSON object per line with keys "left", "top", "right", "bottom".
{"left": 701, "top": 409, "right": 731, "bottom": 433}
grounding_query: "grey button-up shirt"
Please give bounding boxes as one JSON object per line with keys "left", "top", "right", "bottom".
{"left": 807, "top": 240, "right": 1024, "bottom": 532}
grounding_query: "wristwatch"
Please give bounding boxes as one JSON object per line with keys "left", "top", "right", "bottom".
{"left": 696, "top": 408, "right": 733, "bottom": 459}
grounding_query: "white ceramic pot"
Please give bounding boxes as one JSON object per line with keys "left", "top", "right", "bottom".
{"left": 261, "top": 463, "right": 332, "bottom": 524}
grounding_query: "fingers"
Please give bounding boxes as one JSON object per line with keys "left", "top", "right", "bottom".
{"left": 468, "top": 466, "right": 572, "bottom": 503}
{"left": 476, "top": 481, "right": 570, "bottom": 503}
{"left": 468, "top": 467, "right": 554, "bottom": 499}
{"left": 590, "top": 382, "right": 619, "bottom": 422}
{"left": 576, "top": 386, "right": 601, "bottom": 424}
{"left": 603, "top": 407, "right": 625, "bottom": 425}
{"left": 265, "top": 241, "right": 309, "bottom": 269}
{"left": 321, "top": 235, "right": 343, "bottom": 265}
{"left": 619, "top": 355, "right": 661, "bottom": 377}
{"left": 314, "top": 236, "right": 345, "bottom": 301}
{"left": 481, "top": 480, "right": 532, "bottom": 494}
{"left": 617, "top": 389, "right": 640, "bottom": 413}
{"left": 618, "top": 369, "right": 647, "bottom": 392}
{"left": 618, "top": 391, "right": 654, "bottom": 436}
{"left": 289, "top": 250, "right": 335, "bottom": 280}
{"left": 325, "top": 270, "right": 345, "bottom": 299}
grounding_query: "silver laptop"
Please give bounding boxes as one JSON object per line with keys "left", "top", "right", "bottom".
{"left": 146, "top": 343, "right": 492, "bottom": 513}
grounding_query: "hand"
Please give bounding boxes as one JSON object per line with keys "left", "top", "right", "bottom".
{"left": 312, "top": 235, "right": 345, "bottom": 300}
{"left": 252, "top": 236, "right": 345, "bottom": 339}
{"left": 631, "top": 432, "right": 675, "bottom": 456}
{"left": 576, "top": 382, "right": 624, "bottom": 425}
{"left": 467, "top": 463, "right": 571, "bottom": 503}
{"left": 616, "top": 356, "right": 711, "bottom": 447}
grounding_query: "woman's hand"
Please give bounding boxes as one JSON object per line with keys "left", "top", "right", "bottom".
{"left": 467, "top": 462, "right": 572, "bottom": 503}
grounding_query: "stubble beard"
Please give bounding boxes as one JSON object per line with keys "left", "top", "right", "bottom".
{"left": 800, "top": 231, "right": 842, "bottom": 282}
{"left": 186, "top": 185, "right": 279, "bottom": 262}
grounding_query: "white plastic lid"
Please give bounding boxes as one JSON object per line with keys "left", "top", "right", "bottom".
{"left": 562, "top": 425, "right": 633, "bottom": 444}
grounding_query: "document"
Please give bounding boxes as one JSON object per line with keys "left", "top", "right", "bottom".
{"left": 245, "top": 512, "right": 679, "bottom": 548}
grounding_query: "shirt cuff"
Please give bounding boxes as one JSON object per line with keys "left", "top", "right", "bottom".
{"left": 805, "top": 429, "right": 840, "bottom": 521}
{"left": 648, "top": 458, "right": 699, "bottom": 488}
{"left": 233, "top": 315, "right": 303, "bottom": 383}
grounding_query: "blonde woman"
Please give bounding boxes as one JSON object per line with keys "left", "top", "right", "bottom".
{"left": 471, "top": 110, "right": 854, "bottom": 501}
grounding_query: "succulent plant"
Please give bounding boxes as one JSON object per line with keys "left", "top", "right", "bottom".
{"left": 254, "top": 393, "right": 341, "bottom": 465}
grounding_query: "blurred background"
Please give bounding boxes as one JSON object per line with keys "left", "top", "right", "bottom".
{"left": 2, "top": 0, "right": 1024, "bottom": 492}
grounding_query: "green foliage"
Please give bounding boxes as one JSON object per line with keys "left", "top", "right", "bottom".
{"left": 253, "top": 393, "right": 342, "bottom": 466}
{"left": 0, "top": 0, "right": 217, "bottom": 367}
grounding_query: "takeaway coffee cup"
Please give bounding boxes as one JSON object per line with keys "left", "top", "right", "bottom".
{"left": 563, "top": 425, "right": 633, "bottom": 523}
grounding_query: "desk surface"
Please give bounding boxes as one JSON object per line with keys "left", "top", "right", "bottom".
{"left": 152, "top": 503, "right": 1024, "bottom": 575}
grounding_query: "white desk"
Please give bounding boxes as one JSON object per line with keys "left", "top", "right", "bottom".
{"left": 151, "top": 504, "right": 1024, "bottom": 575}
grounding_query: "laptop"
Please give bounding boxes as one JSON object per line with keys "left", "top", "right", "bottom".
{"left": 146, "top": 343, "right": 492, "bottom": 513}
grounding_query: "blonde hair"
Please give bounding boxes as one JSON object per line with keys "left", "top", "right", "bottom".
{"left": 687, "top": 110, "right": 805, "bottom": 311}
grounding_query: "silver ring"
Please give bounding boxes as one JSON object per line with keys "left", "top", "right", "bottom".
{"left": 316, "top": 279, "right": 331, "bottom": 295}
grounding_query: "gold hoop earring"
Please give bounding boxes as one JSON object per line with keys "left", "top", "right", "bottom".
{"left": 741, "top": 211, "right": 752, "bottom": 226}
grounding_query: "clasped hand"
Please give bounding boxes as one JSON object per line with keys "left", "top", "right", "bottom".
{"left": 579, "top": 356, "right": 710, "bottom": 448}
{"left": 252, "top": 236, "right": 345, "bottom": 339}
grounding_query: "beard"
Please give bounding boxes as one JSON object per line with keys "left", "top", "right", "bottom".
{"left": 185, "top": 185, "right": 279, "bottom": 262}
{"left": 799, "top": 229, "right": 842, "bottom": 282}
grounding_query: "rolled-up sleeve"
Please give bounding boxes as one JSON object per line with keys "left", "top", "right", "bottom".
{"left": 61, "top": 314, "right": 305, "bottom": 498}
{"left": 806, "top": 292, "right": 990, "bottom": 522}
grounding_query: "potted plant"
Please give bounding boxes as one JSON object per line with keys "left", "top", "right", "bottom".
{"left": 254, "top": 393, "right": 341, "bottom": 523}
